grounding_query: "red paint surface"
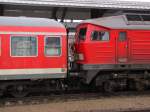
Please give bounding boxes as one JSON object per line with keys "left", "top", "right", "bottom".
{"left": 75, "top": 23, "right": 150, "bottom": 65}
{"left": 0, "top": 26, "right": 67, "bottom": 69}
{"left": 0, "top": 26, "right": 66, "bottom": 33}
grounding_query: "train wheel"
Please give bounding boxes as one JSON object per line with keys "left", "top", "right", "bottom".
{"left": 127, "top": 80, "right": 136, "bottom": 90}
{"left": 0, "top": 89, "right": 3, "bottom": 97}
{"left": 103, "top": 81, "right": 115, "bottom": 93}
{"left": 55, "top": 80, "right": 65, "bottom": 94}
{"left": 135, "top": 82, "right": 145, "bottom": 91}
{"left": 10, "top": 85, "right": 29, "bottom": 98}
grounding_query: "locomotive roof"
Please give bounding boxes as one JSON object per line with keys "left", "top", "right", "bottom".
{"left": 0, "top": 16, "right": 65, "bottom": 28}
{"left": 82, "top": 15, "right": 150, "bottom": 30}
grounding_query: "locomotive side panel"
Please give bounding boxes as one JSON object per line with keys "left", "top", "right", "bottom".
{"left": 74, "top": 25, "right": 150, "bottom": 84}
{"left": 129, "top": 31, "right": 150, "bottom": 64}
{"left": 75, "top": 24, "right": 116, "bottom": 65}
{"left": 84, "top": 24, "right": 115, "bottom": 64}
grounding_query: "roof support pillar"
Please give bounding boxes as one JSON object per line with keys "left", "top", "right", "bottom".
{"left": 51, "top": 7, "right": 59, "bottom": 20}
{"left": 91, "top": 9, "right": 107, "bottom": 18}
{"left": 61, "top": 7, "right": 67, "bottom": 22}
{"left": 0, "top": 4, "right": 4, "bottom": 16}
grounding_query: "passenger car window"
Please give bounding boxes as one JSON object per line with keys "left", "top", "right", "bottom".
{"left": 91, "top": 31, "right": 109, "bottom": 41}
{"left": 11, "top": 36, "right": 37, "bottom": 56}
{"left": 45, "top": 37, "right": 61, "bottom": 56}
{"left": 78, "top": 28, "right": 87, "bottom": 40}
{"left": 119, "top": 32, "right": 127, "bottom": 41}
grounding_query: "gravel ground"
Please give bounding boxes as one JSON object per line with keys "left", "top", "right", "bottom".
{"left": 1, "top": 94, "right": 150, "bottom": 112}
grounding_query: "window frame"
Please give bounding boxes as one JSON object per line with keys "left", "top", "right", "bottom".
{"left": 10, "top": 35, "right": 38, "bottom": 57}
{"left": 44, "top": 36, "right": 62, "bottom": 57}
{"left": 90, "top": 30, "right": 110, "bottom": 41}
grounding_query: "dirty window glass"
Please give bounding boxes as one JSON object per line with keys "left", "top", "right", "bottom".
{"left": 142, "top": 15, "right": 150, "bottom": 21}
{"left": 119, "top": 32, "right": 127, "bottom": 41}
{"left": 11, "top": 36, "right": 37, "bottom": 56}
{"left": 126, "top": 14, "right": 141, "bottom": 21}
{"left": 45, "top": 37, "right": 61, "bottom": 56}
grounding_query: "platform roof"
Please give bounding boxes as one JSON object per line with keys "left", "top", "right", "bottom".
{"left": 0, "top": 0, "right": 150, "bottom": 10}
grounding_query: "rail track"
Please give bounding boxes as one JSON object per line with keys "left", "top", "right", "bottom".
{"left": 71, "top": 108, "right": 150, "bottom": 112}
{"left": 0, "top": 92, "right": 101, "bottom": 107}
{"left": 1, "top": 90, "right": 150, "bottom": 107}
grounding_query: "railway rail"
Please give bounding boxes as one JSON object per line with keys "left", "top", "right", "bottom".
{"left": 1, "top": 90, "right": 150, "bottom": 107}
{"left": 72, "top": 108, "right": 150, "bottom": 112}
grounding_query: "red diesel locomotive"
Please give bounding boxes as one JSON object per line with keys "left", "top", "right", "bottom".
{"left": 0, "top": 14, "right": 150, "bottom": 97}
{"left": 75, "top": 14, "right": 150, "bottom": 92}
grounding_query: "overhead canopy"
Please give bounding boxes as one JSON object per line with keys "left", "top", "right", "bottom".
{"left": 0, "top": 0, "right": 150, "bottom": 10}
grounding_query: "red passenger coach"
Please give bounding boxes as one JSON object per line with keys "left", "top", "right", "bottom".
{"left": 75, "top": 14, "right": 150, "bottom": 90}
{"left": 0, "top": 17, "right": 67, "bottom": 97}
{"left": 0, "top": 17, "right": 67, "bottom": 80}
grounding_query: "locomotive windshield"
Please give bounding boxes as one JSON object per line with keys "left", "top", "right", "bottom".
{"left": 78, "top": 28, "right": 87, "bottom": 40}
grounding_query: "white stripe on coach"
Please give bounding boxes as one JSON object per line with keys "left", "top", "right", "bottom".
{"left": 0, "top": 68, "right": 67, "bottom": 75}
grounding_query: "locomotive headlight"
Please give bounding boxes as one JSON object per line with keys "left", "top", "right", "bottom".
{"left": 78, "top": 53, "right": 84, "bottom": 60}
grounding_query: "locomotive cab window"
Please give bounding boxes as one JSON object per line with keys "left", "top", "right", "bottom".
{"left": 11, "top": 36, "right": 37, "bottom": 56}
{"left": 45, "top": 37, "right": 61, "bottom": 56}
{"left": 119, "top": 32, "right": 127, "bottom": 41}
{"left": 78, "top": 28, "right": 87, "bottom": 40}
{"left": 91, "top": 31, "right": 109, "bottom": 41}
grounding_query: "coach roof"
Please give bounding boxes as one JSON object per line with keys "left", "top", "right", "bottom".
{"left": 0, "top": 16, "right": 65, "bottom": 28}
{"left": 82, "top": 15, "right": 150, "bottom": 30}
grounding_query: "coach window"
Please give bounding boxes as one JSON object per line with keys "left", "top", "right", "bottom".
{"left": 91, "top": 31, "right": 109, "bottom": 41}
{"left": 11, "top": 36, "right": 37, "bottom": 56}
{"left": 45, "top": 37, "right": 61, "bottom": 56}
{"left": 119, "top": 32, "right": 127, "bottom": 41}
{"left": 78, "top": 28, "right": 87, "bottom": 40}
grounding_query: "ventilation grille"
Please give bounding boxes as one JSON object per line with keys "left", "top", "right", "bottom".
{"left": 125, "top": 14, "right": 150, "bottom": 25}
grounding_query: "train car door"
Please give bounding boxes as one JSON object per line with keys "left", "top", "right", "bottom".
{"left": 117, "top": 31, "right": 128, "bottom": 63}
